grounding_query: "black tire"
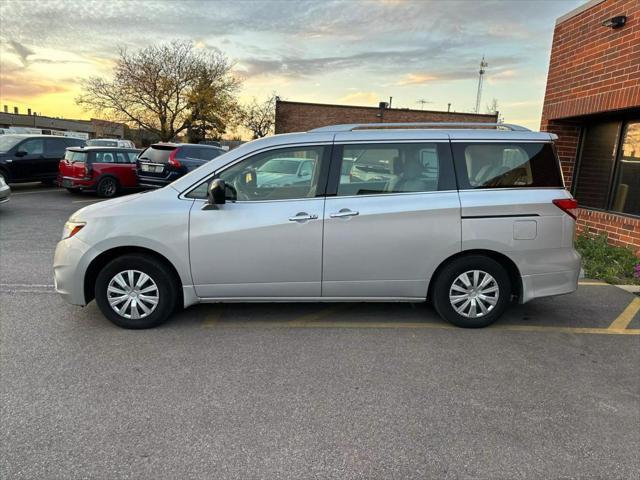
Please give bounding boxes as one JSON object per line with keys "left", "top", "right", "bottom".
{"left": 432, "top": 255, "right": 511, "bottom": 328}
{"left": 94, "top": 254, "right": 178, "bottom": 329}
{"left": 96, "top": 176, "right": 119, "bottom": 198}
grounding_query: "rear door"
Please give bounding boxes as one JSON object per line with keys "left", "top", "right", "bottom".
{"left": 44, "top": 138, "right": 68, "bottom": 177}
{"left": 321, "top": 134, "right": 461, "bottom": 299}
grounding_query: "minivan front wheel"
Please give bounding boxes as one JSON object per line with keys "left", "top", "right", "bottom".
{"left": 95, "top": 254, "right": 178, "bottom": 329}
{"left": 432, "top": 255, "right": 511, "bottom": 328}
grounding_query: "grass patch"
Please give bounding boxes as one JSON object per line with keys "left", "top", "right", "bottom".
{"left": 576, "top": 233, "right": 640, "bottom": 285}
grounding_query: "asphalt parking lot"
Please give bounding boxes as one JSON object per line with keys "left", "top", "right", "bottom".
{"left": 1, "top": 184, "right": 639, "bottom": 479}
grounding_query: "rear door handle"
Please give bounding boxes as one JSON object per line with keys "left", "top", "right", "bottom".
{"left": 289, "top": 212, "right": 318, "bottom": 222}
{"left": 330, "top": 209, "right": 359, "bottom": 218}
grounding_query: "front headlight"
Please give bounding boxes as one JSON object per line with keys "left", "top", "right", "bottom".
{"left": 62, "top": 221, "right": 86, "bottom": 240}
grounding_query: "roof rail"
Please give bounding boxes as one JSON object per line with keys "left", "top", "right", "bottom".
{"left": 310, "top": 122, "right": 530, "bottom": 133}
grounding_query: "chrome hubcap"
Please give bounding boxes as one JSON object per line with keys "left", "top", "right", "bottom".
{"left": 449, "top": 270, "right": 499, "bottom": 318}
{"left": 107, "top": 270, "right": 159, "bottom": 319}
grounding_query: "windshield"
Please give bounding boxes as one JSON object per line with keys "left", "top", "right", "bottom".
{"left": 0, "top": 135, "right": 23, "bottom": 153}
{"left": 258, "top": 159, "right": 299, "bottom": 174}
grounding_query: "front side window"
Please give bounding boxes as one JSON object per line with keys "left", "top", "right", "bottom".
{"left": 188, "top": 146, "right": 327, "bottom": 201}
{"left": 19, "top": 138, "right": 44, "bottom": 156}
{"left": 452, "top": 142, "right": 562, "bottom": 189}
{"left": 337, "top": 143, "right": 455, "bottom": 196}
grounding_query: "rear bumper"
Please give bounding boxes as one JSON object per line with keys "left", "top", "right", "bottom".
{"left": 520, "top": 249, "right": 581, "bottom": 303}
{"left": 58, "top": 176, "right": 96, "bottom": 190}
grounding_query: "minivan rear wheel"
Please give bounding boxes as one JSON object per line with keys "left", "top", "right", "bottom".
{"left": 94, "top": 254, "right": 178, "bottom": 329}
{"left": 432, "top": 255, "right": 511, "bottom": 328}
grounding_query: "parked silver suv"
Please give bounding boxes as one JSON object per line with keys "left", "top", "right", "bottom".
{"left": 54, "top": 123, "right": 581, "bottom": 329}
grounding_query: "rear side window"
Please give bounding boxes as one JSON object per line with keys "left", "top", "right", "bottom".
{"left": 46, "top": 138, "right": 68, "bottom": 157}
{"left": 452, "top": 142, "right": 563, "bottom": 189}
{"left": 94, "top": 151, "right": 115, "bottom": 163}
{"left": 138, "top": 146, "right": 175, "bottom": 163}
{"left": 336, "top": 143, "right": 455, "bottom": 196}
{"left": 178, "top": 146, "right": 222, "bottom": 161}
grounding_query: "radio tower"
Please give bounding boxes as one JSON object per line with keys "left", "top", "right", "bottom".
{"left": 475, "top": 56, "right": 488, "bottom": 114}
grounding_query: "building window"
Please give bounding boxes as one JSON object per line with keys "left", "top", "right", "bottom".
{"left": 573, "top": 118, "right": 639, "bottom": 217}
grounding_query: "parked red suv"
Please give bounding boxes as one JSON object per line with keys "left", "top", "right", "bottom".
{"left": 58, "top": 147, "right": 141, "bottom": 197}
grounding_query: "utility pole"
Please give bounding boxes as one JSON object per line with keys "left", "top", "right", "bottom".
{"left": 475, "top": 56, "right": 488, "bottom": 114}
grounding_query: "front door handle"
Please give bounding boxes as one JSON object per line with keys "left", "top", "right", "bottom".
{"left": 330, "top": 209, "right": 359, "bottom": 218}
{"left": 289, "top": 212, "right": 318, "bottom": 222}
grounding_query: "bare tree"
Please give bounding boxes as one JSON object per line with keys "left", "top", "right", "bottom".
{"left": 76, "top": 41, "right": 240, "bottom": 141}
{"left": 240, "top": 94, "right": 277, "bottom": 139}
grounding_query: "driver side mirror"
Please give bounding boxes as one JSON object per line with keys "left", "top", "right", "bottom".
{"left": 15, "top": 150, "right": 27, "bottom": 157}
{"left": 207, "top": 179, "right": 226, "bottom": 205}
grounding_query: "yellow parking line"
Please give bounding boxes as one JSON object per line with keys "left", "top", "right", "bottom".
{"left": 287, "top": 305, "right": 348, "bottom": 326}
{"left": 202, "top": 308, "right": 222, "bottom": 328}
{"left": 608, "top": 297, "right": 640, "bottom": 331}
{"left": 578, "top": 280, "right": 609, "bottom": 286}
{"left": 202, "top": 318, "right": 640, "bottom": 335}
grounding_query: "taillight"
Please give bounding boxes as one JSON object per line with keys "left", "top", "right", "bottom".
{"left": 168, "top": 149, "right": 181, "bottom": 168}
{"left": 553, "top": 198, "right": 579, "bottom": 219}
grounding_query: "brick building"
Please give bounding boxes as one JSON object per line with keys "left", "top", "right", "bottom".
{"left": 275, "top": 100, "right": 498, "bottom": 134}
{"left": 541, "top": 0, "right": 639, "bottom": 252}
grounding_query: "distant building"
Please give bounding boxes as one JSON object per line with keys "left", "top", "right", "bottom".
{"left": 0, "top": 110, "right": 127, "bottom": 140}
{"left": 541, "top": 0, "right": 639, "bottom": 253}
{"left": 275, "top": 100, "right": 498, "bottom": 134}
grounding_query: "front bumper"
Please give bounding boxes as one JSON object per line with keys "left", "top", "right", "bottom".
{"left": 53, "top": 235, "right": 97, "bottom": 306}
{"left": 0, "top": 184, "right": 10, "bottom": 203}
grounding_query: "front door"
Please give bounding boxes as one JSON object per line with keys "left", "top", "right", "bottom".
{"left": 11, "top": 138, "right": 46, "bottom": 180}
{"left": 322, "top": 141, "right": 461, "bottom": 298}
{"left": 189, "top": 144, "right": 331, "bottom": 298}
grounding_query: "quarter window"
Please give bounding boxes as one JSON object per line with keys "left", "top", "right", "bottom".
{"left": 451, "top": 142, "right": 563, "bottom": 189}
{"left": 336, "top": 143, "right": 455, "bottom": 196}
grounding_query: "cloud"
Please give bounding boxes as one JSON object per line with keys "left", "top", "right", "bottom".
{"left": 0, "top": 71, "right": 71, "bottom": 98}
{"left": 7, "top": 40, "right": 34, "bottom": 65}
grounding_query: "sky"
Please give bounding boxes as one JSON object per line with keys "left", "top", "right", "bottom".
{"left": 0, "top": 0, "right": 586, "bottom": 131}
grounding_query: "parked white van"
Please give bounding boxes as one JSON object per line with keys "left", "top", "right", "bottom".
{"left": 54, "top": 123, "right": 581, "bottom": 329}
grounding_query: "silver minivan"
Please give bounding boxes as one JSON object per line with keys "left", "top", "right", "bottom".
{"left": 54, "top": 123, "right": 581, "bottom": 329}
